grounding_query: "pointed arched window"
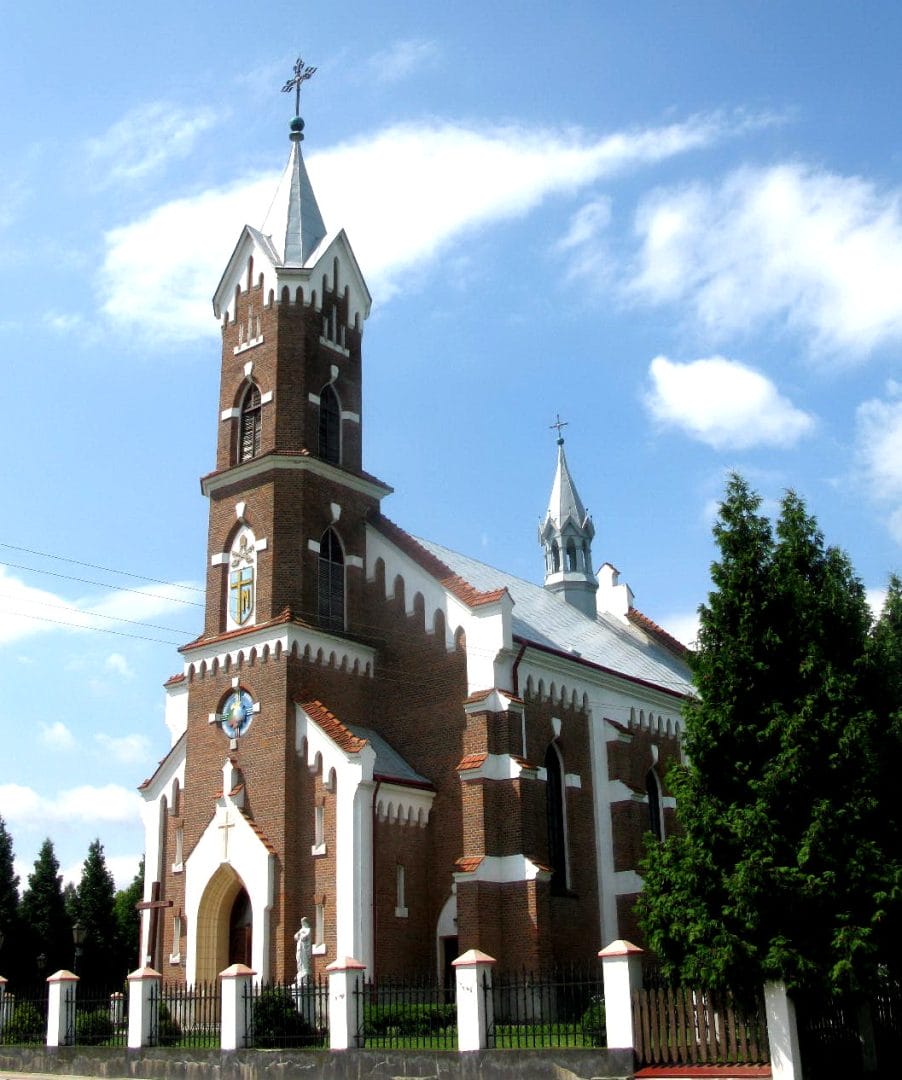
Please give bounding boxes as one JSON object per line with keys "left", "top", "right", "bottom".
{"left": 318, "top": 528, "right": 345, "bottom": 630}
{"left": 551, "top": 541, "right": 560, "bottom": 573}
{"left": 319, "top": 384, "right": 340, "bottom": 465}
{"left": 239, "top": 384, "right": 262, "bottom": 462}
{"left": 545, "top": 743, "right": 569, "bottom": 893}
{"left": 566, "top": 539, "right": 578, "bottom": 572}
{"left": 646, "top": 767, "right": 664, "bottom": 841}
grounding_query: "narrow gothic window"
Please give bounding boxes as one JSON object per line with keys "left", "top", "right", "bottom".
{"left": 318, "top": 528, "right": 345, "bottom": 630}
{"left": 647, "top": 768, "right": 664, "bottom": 841}
{"left": 239, "top": 384, "right": 262, "bottom": 462}
{"left": 545, "top": 743, "right": 568, "bottom": 893}
{"left": 566, "top": 539, "right": 578, "bottom": 572}
{"left": 319, "top": 384, "right": 340, "bottom": 464}
{"left": 551, "top": 541, "right": 560, "bottom": 573}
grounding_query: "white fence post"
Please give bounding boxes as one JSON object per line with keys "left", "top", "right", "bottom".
{"left": 453, "top": 949, "right": 495, "bottom": 1052}
{"left": 219, "top": 963, "right": 256, "bottom": 1051}
{"left": 599, "top": 939, "right": 644, "bottom": 1051}
{"left": 127, "top": 966, "right": 162, "bottom": 1049}
{"left": 46, "top": 970, "right": 78, "bottom": 1047}
{"left": 764, "top": 981, "right": 803, "bottom": 1080}
{"left": 0, "top": 976, "right": 7, "bottom": 1039}
{"left": 326, "top": 957, "right": 366, "bottom": 1050}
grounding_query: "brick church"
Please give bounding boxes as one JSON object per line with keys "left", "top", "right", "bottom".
{"left": 138, "top": 81, "right": 693, "bottom": 986}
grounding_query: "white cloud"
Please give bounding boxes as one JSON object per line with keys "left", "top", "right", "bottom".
{"left": 86, "top": 102, "right": 218, "bottom": 184}
{"left": 0, "top": 783, "right": 141, "bottom": 830}
{"left": 0, "top": 565, "right": 199, "bottom": 646}
{"left": 645, "top": 354, "right": 815, "bottom": 450}
{"left": 631, "top": 164, "right": 902, "bottom": 357}
{"left": 367, "top": 39, "right": 439, "bottom": 84}
{"left": 105, "top": 652, "right": 134, "bottom": 679}
{"left": 39, "top": 721, "right": 76, "bottom": 752}
{"left": 98, "top": 111, "right": 743, "bottom": 343}
{"left": 855, "top": 382, "right": 902, "bottom": 542}
{"left": 94, "top": 732, "right": 152, "bottom": 765}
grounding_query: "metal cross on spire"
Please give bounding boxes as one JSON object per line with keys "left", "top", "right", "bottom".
{"left": 282, "top": 56, "right": 317, "bottom": 116}
{"left": 550, "top": 414, "right": 569, "bottom": 444}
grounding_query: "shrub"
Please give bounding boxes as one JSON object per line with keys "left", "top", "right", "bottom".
{"left": 580, "top": 995, "right": 606, "bottom": 1047}
{"left": 157, "top": 1003, "right": 182, "bottom": 1047}
{"left": 251, "top": 987, "right": 315, "bottom": 1048}
{"left": 363, "top": 1002, "right": 456, "bottom": 1037}
{"left": 2, "top": 1002, "right": 46, "bottom": 1045}
{"left": 75, "top": 1008, "right": 114, "bottom": 1046}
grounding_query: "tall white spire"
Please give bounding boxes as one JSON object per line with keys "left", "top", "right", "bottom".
{"left": 261, "top": 115, "right": 327, "bottom": 267}
{"left": 538, "top": 424, "right": 598, "bottom": 618}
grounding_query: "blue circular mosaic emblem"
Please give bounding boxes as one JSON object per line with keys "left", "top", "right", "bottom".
{"left": 220, "top": 689, "right": 254, "bottom": 739}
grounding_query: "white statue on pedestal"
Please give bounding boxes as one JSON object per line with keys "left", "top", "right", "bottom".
{"left": 294, "top": 916, "right": 312, "bottom": 986}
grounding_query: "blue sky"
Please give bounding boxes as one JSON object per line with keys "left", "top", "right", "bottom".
{"left": 2, "top": 0, "right": 902, "bottom": 891}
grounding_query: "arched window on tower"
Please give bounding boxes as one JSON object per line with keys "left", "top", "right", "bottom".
{"left": 565, "top": 539, "right": 578, "bottom": 572}
{"left": 239, "top": 384, "right": 262, "bottom": 462}
{"left": 551, "top": 541, "right": 560, "bottom": 573}
{"left": 318, "top": 528, "right": 345, "bottom": 630}
{"left": 319, "top": 384, "right": 340, "bottom": 465}
{"left": 545, "top": 743, "right": 569, "bottom": 894}
{"left": 646, "top": 767, "right": 664, "bottom": 841}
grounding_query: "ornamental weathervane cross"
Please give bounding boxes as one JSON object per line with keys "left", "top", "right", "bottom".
{"left": 282, "top": 56, "right": 317, "bottom": 116}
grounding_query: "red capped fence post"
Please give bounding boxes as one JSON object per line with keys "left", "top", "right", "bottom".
{"left": 599, "top": 939, "right": 644, "bottom": 1051}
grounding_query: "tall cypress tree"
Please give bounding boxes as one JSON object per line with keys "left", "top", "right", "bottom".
{"left": 20, "top": 839, "right": 72, "bottom": 977}
{"left": 74, "top": 839, "right": 122, "bottom": 988}
{"left": 113, "top": 856, "right": 144, "bottom": 977}
{"left": 0, "top": 815, "right": 21, "bottom": 980}
{"left": 639, "top": 476, "right": 890, "bottom": 995}
{"left": 865, "top": 575, "right": 902, "bottom": 975}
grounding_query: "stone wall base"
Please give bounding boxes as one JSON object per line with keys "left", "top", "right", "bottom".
{"left": 0, "top": 1045, "right": 636, "bottom": 1080}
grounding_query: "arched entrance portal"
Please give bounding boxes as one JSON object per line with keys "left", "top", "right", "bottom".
{"left": 195, "top": 865, "right": 252, "bottom": 983}
{"left": 229, "top": 888, "right": 252, "bottom": 967}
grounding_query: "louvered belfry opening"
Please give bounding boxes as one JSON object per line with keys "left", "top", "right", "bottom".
{"left": 319, "top": 383, "right": 340, "bottom": 464}
{"left": 318, "top": 527, "right": 345, "bottom": 630}
{"left": 239, "top": 384, "right": 262, "bottom": 462}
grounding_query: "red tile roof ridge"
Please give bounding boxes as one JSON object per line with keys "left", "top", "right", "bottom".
{"left": 463, "top": 688, "right": 524, "bottom": 706}
{"left": 164, "top": 672, "right": 186, "bottom": 687}
{"left": 628, "top": 607, "right": 690, "bottom": 658}
{"left": 457, "top": 752, "right": 488, "bottom": 771}
{"left": 369, "top": 513, "right": 509, "bottom": 609}
{"left": 455, "top": 856, "right": 485, "bottom": 873}
{"left": 180, "top": 608, "right": 301, "bottom": 651}
{"left": 238, "top": 808, "right": 278, "bottom": 855}
{"left": 298, "top": 698, "right": 368, "bottom": 754}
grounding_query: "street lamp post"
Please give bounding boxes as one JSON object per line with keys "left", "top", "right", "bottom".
{"left": 72, "top": 921, "right": 85, "bottom": 976}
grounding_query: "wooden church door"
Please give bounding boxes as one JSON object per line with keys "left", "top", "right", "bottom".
{"left": 228, "top": 888, "right": 252, "bottom": 967}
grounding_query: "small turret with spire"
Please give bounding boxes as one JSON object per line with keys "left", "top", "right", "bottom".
{"left": 538, "top": 416, "right": 598, "bottom": 618}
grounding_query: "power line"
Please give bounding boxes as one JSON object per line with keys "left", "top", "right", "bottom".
{"left": 0, "top": 559, "right": 204, "bottom": 608}
{"left": 5, "top": 609, "right": 183, "bottom": 646}
{"left": 0, "top": 591, "right": 190, "bottom": 635}
{"left": 0, "top": 542, "right": 204, "bottom": 593}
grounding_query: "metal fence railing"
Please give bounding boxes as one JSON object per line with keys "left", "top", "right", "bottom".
{"left": 242, "top": 979, "right": 328, "bottom": 1049}
{"left": 485, "top": 965, "right": 605, "bottom": 1049}
{"left": 71, "top": 986, "right": 128, "bottom": 1047}
{"left": 355, "top": 975, "right": 456, "bottom": 1049}
{"left": 0, "top": 985, "right": 49, "bottom": 1046}
{"left": 151, "top": 981, "right": 221, "bottom": 1048}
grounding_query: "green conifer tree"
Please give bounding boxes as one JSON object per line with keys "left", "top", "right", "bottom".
{"left": 0, "top": 815, "right": 21, "bottom": 979}
{"left": 20, "top": 839, "right": 72, "bottom": 977}
{"left": 639, "top": 476, "right": 890, "bottom": 995}
{"left": 113, "top": 856, "right": 144, "bottom": 976}
{"left": 74, "top": 839, "right": 122, "bottom": 988}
